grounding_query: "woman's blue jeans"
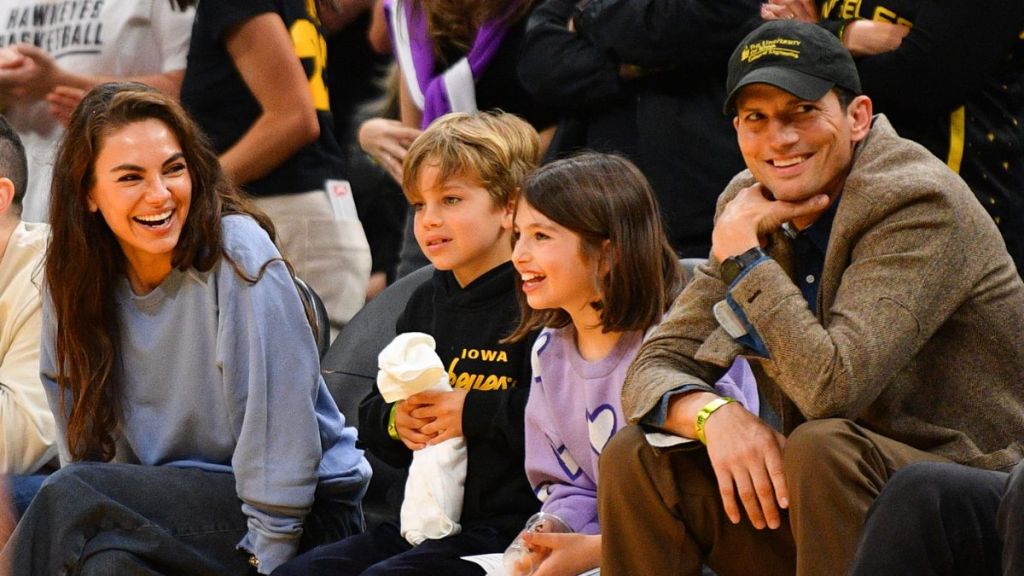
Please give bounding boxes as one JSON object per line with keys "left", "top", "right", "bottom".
{"left": 1, "top": 462, "right": 362, "bottom": 575}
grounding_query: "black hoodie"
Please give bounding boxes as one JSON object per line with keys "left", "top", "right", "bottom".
{"left": 359, "top": 262, "right": 538, "bottom": 540}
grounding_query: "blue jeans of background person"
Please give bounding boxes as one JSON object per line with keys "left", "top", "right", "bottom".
{"left": 272, "top": 520, "right": 506, "bottom": 576}
{"left": 849, "top": 461, "right": 1007, "bottom": 576}
{"left": 0, "top": 462, "right": 363, "bottom": 575}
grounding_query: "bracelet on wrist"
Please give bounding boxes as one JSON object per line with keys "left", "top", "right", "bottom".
{"left": 695, "top": 396, "right": 737, "bottom": 445}
{"left": 387, "top": 402, "right": 400, "bottom": 441}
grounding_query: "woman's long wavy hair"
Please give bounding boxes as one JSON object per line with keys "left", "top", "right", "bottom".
{"left": 414, "top": 0, "right": 533, "bottom": 59}
{"left": 47, "top": 82, "right": 276, "bottom": 462}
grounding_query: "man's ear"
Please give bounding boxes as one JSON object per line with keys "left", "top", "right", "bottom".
{"left": 848, "top": 95, "right": 873, "bottom": 142}
{"left": 0, "top": 178, "right": 15, "bottom": 217}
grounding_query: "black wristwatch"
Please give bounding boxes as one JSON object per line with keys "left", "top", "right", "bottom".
{"left": 720, "top": 246, "right": 768, "bottom": 285}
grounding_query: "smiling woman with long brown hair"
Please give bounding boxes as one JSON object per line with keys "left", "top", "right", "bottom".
{"left": 1, "top": 83, "right": 370, "bottom": 575}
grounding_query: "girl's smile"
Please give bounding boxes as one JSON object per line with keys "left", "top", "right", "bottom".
{"left": 512, "top": 201, "right": 603, "bottom": 327}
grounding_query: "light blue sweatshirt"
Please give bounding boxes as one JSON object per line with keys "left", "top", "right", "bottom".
{"left": 40, "top": 215, "right": 370, "bottom": 573}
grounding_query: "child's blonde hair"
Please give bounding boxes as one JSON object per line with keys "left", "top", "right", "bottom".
{"left": 402, "top": 111, "right": 540, "bottom": 207}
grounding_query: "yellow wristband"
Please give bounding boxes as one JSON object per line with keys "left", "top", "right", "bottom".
{"left": 387, "top": 402, "right": 400, "bottom": 441}
{"left": 695, "top": 397, "right": 736, "bottom": 445}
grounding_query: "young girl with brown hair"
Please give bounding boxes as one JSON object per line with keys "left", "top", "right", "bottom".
{"left": 505, "top": 153, "right": 758, "bottom": 575}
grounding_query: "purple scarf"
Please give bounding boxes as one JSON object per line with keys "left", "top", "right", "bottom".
{"left": 385, "top": 0, "right": 520, "bottom": 128}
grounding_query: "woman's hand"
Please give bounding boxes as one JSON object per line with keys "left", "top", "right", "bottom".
{"left": 841, "top": 20, "right": 910, "bottom": 57}
{"left": 358, "top": 117, "right": 421, "bottom": 183}
{"left": 521, "top": 532, "right": 601, "bottom": 576}
{"left": 761, "top": 0, "right": 819, "bottom": 23}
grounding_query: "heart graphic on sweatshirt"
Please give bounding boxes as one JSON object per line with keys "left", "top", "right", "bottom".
{"left": 554, "top": 444, "right": 583, "bottom": 481}
{"left": 535, "top": 332, "right": 552, "bottom": 356}
{"left": 587, "top": 404, "right": 618, "bottom": 455}
{"left": 535, "top": 483, "right": 553, "bottom": 503}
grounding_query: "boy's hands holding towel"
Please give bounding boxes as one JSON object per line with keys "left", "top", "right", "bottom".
{"left": 395, "top": 388, "right": 470, "bottom": 450}
{"left": 394, "top": 399, "right": 433, "bottom": 451}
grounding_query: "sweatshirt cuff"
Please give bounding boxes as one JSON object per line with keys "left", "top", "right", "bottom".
{"left": 237, "top": 529, "right": 299, "bottom": 575}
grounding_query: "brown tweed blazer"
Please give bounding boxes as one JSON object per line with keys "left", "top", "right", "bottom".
{"left": 624, "top": 115, "right": 1024, "bottom": 471}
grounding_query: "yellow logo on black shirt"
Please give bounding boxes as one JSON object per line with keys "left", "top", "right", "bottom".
{"left": 446, "top": 348, "right": 517, "bottom": 391}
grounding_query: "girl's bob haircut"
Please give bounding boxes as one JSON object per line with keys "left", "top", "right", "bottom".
{"left": 506, "top": 153, "right": 683, "bottom": 342}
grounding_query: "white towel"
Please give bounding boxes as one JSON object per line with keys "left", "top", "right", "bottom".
{"left": 377, "top": 332, "right": 469, "bottom": 545}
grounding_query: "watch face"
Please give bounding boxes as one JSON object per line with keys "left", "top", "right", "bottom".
{"left": 721, "top": 259, "right": 742, "bottom": 284}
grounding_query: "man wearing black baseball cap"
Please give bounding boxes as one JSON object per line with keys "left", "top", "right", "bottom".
{"left": 598, "top": 19, "right": 1024, "bottom": 576}
{"left": 722, "top": 19, "right": 862, "bottom": 114}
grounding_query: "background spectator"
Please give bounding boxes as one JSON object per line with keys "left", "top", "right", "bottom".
{"left": 321, "top": 0, "right": 407, "bottom": 298}
{"left": 179, "top": 0, "right": 371, "bottom": 333}
{"left": 361, "top": 0, "right": 557, "bottom": 278}
{"left": 0, "top": 115, "right": 54, "bottom": 479}
{"left": 764, "top": 0, "right": 1024, "bottom": 273}
{"left": 518, "top": 0, "right": 762, "bottom": 258}
{"left": 0, "top": 0, "right": 194, "bottom": 222}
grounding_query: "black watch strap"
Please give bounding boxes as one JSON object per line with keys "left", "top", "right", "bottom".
{"left": 721, "top": 246, "right": 768, "bottom": 285}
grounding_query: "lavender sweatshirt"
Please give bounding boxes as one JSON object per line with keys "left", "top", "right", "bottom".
{"left": 524, "top": 325, "right": 757, "bottom": 534}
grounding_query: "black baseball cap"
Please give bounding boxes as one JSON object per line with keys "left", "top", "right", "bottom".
{"left": 724, "top": 20, "right": 862, "bottom": 114}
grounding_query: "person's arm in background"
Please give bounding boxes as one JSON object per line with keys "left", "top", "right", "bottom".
{"left": 367, "top": 0, "right": 392, "bottom": 54}
{"left": 217, "top": 12, "right": 320, "bottom": 185}
{"left": 0, "top": 288, "right": 56, "bottom": 475}
{"left": 397, "top": 68, "right": 423, "bottom": 129}
{"left": 844, "top": 0, "right": 1024, "bottom": 119}
{"left": 765, "top": 0, "right": 1024, "bottom": 120}
{"left": 358, "top": 66, "right": 423, "bottom": 183}
{"left": 517, "top": 0, "right": 623, "bottom": 109}
{"left": 572, "top": 0, "right": 762, "bottom": 75}
{"left": 0, "top": 2, "right": 193, "bottom": 114}
{"left": 0, "top": 48, "right": 184, "bottom": 101}
{"left": 358, "top": 113, "right": 421, "bottom": 184}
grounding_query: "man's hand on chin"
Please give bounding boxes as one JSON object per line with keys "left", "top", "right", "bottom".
{"left": 712, "top": 183, "right": 830, "bottom": 262}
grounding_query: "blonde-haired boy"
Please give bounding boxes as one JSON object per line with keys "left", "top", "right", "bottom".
{"left": 276, "top": 111, "right": 542, "bottom": 576}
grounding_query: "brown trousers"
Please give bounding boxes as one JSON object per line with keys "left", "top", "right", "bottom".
{"left": 598, "top": 420, "right": 949, "bottom": 575}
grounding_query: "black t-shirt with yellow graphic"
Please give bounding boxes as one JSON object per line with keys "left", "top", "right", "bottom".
{"left": 819, "top": 0, "right": 1024, "bottom": 270}
{"left": 359, "top": 262, "right": 539, "bottom": 540}
{"left": 180, "top": 0, "right": 343, "bottom": 197}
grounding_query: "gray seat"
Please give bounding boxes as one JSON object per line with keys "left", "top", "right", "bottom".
{"left": 293, "top": 276, "right": 331, "bottom": 360}
{"left": 321, "top": 264, "right": 434, "bottom": 528}
{"left": 680, "top": 257, "right": 708, "bottom": 284}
